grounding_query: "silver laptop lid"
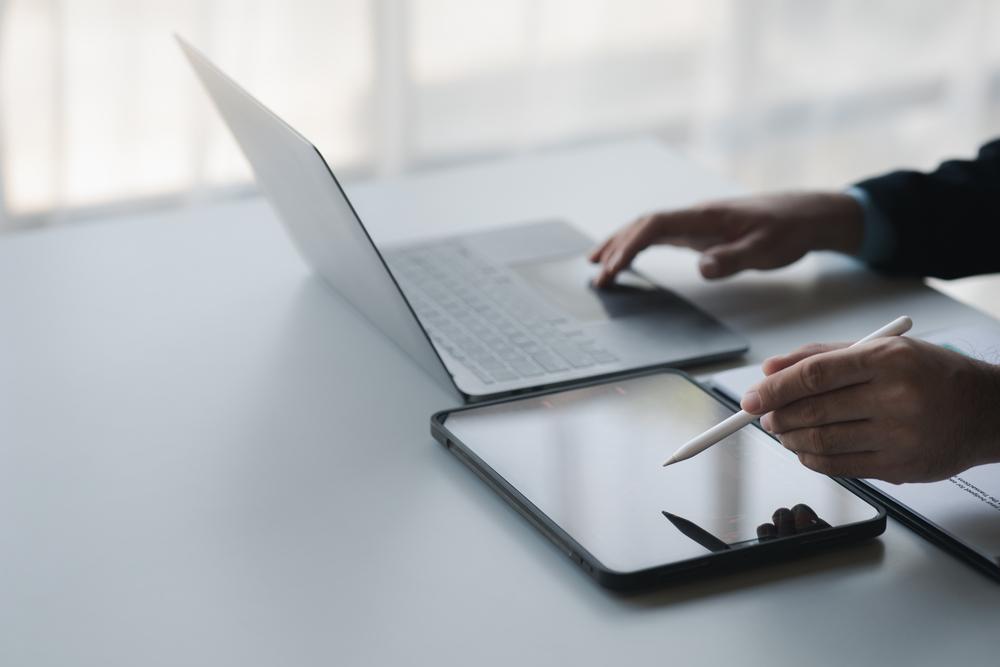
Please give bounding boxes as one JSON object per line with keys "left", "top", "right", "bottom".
{"left": 177, "top": 36, "right": 458, "bottom": 398}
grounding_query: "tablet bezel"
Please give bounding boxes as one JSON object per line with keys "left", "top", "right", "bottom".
{"left": 430, "top": 367, "right": 887, "bottom": 592}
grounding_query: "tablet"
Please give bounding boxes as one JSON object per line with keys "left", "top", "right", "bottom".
{"left": 431, "top": 370, "right": 886, "bottom": 590}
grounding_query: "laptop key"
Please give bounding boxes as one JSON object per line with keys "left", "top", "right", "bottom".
{"left": 470, "top": 352, "right": 495, "bottom": 366}
{"left": 498, "top": 348, "right": 524, "bottom": 362}
{"left": 509, "top": 358, "right": 544, "bottom": 377}
{"left": 556, "top": 347, "right": 594, "bottom": 368}
{"left": 490, "top": 368, "right": 519, "bottom": 382}
{"left": 466, "top": 365, "right": 494, "bottom": 384}
{"left": 589, "top": 350, "right": 619, "bottom": 364}
{"left": 397, "top": 244, "right": 620, "bottom": 382}
{"left": 531, "top": 351, "right": 569, "bottom": 372}
{"left": 479, "top": 358, "right": 508, "bottom": 372}
{"left": 520, "top": 341, "right": 542, "bottom": 354}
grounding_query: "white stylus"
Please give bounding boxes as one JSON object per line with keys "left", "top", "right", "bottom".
{"left": 662, "top": 315, "right": 914, "bottom": 467}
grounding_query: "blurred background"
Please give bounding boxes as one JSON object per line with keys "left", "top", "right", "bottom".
{"left": 2, "top": 0, "right": 1000, "bottom": 236}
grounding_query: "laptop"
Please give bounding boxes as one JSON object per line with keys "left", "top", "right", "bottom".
{"left": 178, "top": 37, "right": 747, "bottom": 402}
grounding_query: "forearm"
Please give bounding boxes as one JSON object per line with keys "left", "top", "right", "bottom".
{"left": 853, "top": 139, "right": 1000, "bottom": 279}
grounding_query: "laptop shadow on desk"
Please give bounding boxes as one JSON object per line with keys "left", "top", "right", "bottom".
{"left": 665, "top": 258, "right": 935, "bottom": 333}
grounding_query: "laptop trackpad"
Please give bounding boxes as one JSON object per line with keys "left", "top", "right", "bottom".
{"left": 510, "top": 256, "right": 677, "bottom": 321}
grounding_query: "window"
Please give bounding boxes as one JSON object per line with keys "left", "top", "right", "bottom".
{"left": 2, "top": 0, "right": 999, "bottom": 230}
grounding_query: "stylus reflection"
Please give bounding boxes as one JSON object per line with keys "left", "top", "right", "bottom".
{"left": 662, "top": 504, "right": 831, "bottom": 553}
{"left": 661, "top": 511, "right": 730, "bottom": 553}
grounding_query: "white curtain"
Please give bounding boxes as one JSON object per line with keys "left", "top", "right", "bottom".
{"left": 2, "top": 0, "right": 1000, "bottom": 229}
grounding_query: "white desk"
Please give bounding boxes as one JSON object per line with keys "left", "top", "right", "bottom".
{"left": 2, "top": 139, "right": 998, "bottom": 666}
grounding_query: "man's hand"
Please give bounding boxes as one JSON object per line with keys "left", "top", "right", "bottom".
{"left": 742, "top": 337, "right": 1000, "bottom": 483}
{"left": 588, "top": 192, "right": 864, "bottom": 287}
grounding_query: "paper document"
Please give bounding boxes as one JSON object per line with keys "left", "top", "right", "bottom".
{"left": 871, "top": 324, "right": 1000, "bottom": 564}
{"left": 709, "top": 324, "right": 1000, "bottom": 403}
{"left": 708, "top": 364, "right": 764, "bottom": 404}
{"left": 868, "top": 468, "right": 1000, "bottom": 563}
{"left": 921, "top": 324, "right": 1000, "bottom": 364}
{"left": 708, "top": 323, "right": 1000, "bottom": 565}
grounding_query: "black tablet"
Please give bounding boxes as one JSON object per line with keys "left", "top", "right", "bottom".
{"left": 431, "top": 369, "right": 886, "bottom": 591}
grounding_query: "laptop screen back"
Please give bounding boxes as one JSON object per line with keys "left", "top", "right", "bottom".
{"left": 177, "top": 37, "right": 457, "bottom": 397}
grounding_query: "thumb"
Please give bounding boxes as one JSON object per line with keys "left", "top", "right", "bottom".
{"left": 698, "top": 236, "right": 761, "bottom": 279}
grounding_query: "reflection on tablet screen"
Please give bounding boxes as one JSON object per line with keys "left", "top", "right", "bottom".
{"left": 444, "top": 373, "right": 879, "bottom": 573}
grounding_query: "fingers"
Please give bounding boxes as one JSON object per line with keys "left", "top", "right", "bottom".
{"left": 760, "top": 383, "right": 872, "bottom": 434}
{"left": 777, "top": 420, "right": 879, "bottom": 457}
{"left": 590, "top": 213, "right": 671, "bottom": 287}
{"left": 590, "top": 234, "right": 627, "bottom": 288}
{"left": 795, "top": 450, "right": 884, "bottom": 479}
{"left": 587, "top": 236, "right": 614, "bottom": 264}
{"left": 590, "top": 218, "right": 648, "bottom": 287}
{"left": 761, "top": 342, "right": 850, "bottom": 376}
{"left": 698, "top": 234, "right": 763, "bottom": 279}
{"left": 741, "top": 346, "right": 874, "bottom": 414}
{"left": 590, "top": 208, "right": 726, "bottom": 287}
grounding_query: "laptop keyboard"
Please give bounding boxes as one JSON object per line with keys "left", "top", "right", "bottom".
{"left": 388, "top": 242, "right": 619, "bottom": 385}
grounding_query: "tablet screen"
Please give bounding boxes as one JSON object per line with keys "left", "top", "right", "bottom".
{"left": 443, "top": 372, "right": 880, "bottom": 573}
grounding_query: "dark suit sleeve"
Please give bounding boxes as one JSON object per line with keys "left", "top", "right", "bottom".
{"left": 854, "top": 138, "right": 1000, "bottom": 279}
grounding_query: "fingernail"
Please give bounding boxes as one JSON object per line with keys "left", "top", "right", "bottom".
{"left": 760, "top": 413, "right": 773, "bottom": 432}
{"left": 760, "top": 357, "right": 781, "bottom": 376}
{"left": 741, "top": 390, "right": 761, "bottom": 413}
{"left": 699, "top": 254, "right": 719, "bottom": 278}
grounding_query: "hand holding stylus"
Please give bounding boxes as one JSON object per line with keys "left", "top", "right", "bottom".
{"left": 664, "top": 316, "right": 913, "bottom": 467}
{"left": 664, "top": 315, "right": 1000, "bottom": 483}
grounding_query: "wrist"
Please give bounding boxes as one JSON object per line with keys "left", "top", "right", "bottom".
{"left": 809, "top": 192, "right": 864, "bottom": 255}
{"left": 968, "top": 361, "right": 1000, "bottom": 467}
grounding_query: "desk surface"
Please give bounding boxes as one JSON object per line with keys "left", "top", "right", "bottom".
{"left": 2, "top": 138, "right": 998, "bottom": 666}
